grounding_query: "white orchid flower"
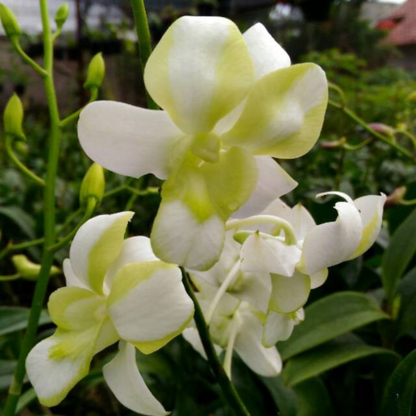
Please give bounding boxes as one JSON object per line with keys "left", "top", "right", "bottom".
{"left": 184, "top": 271, "right": 284, "bottom": 379}
{"left": 78, "top": 17, "right": 328, "bottom": 271}
{"left": 26, "top": 212, "right": 194, "bottom": 416}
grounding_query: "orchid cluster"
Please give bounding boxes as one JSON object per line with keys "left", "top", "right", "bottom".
{"left": 25, "top": 15, "right": 385, "bottom": 416}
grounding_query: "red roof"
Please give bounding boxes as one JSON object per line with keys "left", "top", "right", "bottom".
{"left": 379, "top": 0, "right": 416, "bottom": 46}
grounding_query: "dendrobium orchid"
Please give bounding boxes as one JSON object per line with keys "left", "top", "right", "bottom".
{"left": 78, "top": 16, "right": 328, "bottom": 271}
{"left": 26, "top": 212, "right": 194, "bottom": 415}
{"left": 183, "top": 191, "right": 385, "bottom": 377}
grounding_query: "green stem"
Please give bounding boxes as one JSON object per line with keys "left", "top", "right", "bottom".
{"left": 11, "top": 37, "right": 48, "bottom": 78}
{"left": 3, "top": 1, "right": 62, "bottom": 413}
{"left": 129, "top": 0, "right": 158, "bottom": 110}
{"left": 329, "top": 100, "right": 414, "bottom": 159}
{"left": 5, "top": 135, "right": 45, "bottom": 186}
{"left": 48, "top": 198, "right": 96, "bottom": 252}
{"left": 181, "top": 269, "right": 251, "bottom": 416}
{"left": 59, "top": 88, "right": 98, "bottom": 127}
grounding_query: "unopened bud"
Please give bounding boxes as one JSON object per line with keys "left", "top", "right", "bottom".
{"left": 3, "top": 94, "right": 25, "bottom": 140}
{"left": 54, "top": 3, "right": 69, "bottom": 30}
{"left": 385, "top": 186, "right": 407, "bottom": 206}
{"left": 12, "top": 254, "right": 60, "bottom": 281}
{"left": 80, "top": 163, "right": 105, "bottom": 206}
{"left": 320, "top": 137, "right": 347, "bottom": 149}
{"left": 369, "top": 123, "right": 395, "bottom": 136}
{"left": 0, "top": 4, "right": 21, "bottom": 37}
{"left": 84, "top": 53, "right": 105, "bottom": 90}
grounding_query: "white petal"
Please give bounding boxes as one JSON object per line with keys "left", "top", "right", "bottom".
{"left": 63, "top": 259, "right": 87, "bottom": 289}
{"left": 103, "top": 342, "right": 168, "bottom": 416}
{"left": 241, "top": 233, "right": 301, "bottom": 277}
{"left": 289, "top": 203, "right": 315, "bottom": 241}
{"left": 105, "top": 236, "right": 159, "bottom": 289}
{"left": 108, "top": 261, "right": 194, "bottom": 354}
{"left": 349, "top": 194, "right": 386, "bottom": 259}
{"left": 26, "top": 328, "right": 97, "bottom": 407}
{"left": 243, "top": 23, "right": 291, "bottom": 80}
{"left": 309, "top": 268, "right": 328, "bottom": 289}
{"left": 69, "top": 212, "right": 133, "bottom": 294}
{"left": 151, "top": 200, "right": 225, "bottom": 271}
{"left": 233, "top": 157, "right": 297, "bottom": 219}
{"left": 78, "top": 101, "right": 185, "bottom": 180}
{"left": 144, "top": 16, "right": 254, "bottom": 133}
{"left": 300, "top": 201, "right": 362, "bottom": 275}
{"left": 263, "top": 311, "right": 296, "bottom": 347}
{"left": 269, "top": 271, "right": 310, "bottom": 313}
{"left": 182, "top": 326, "right": 222, "bottom": 360}
{"left": 234, "top": 309, "right": 282, "bottom": 377}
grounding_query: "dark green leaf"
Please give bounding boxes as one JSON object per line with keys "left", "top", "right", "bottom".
{"left": 382, "top": 208, "right": 416, "bottom": 303}
{"left": 15, "top": 387, "right": 37, "bottom": 414}
{"left": 0, "top": 307, "right": 51, "bottom": 336}
{"left": 0, "top": 360, "right": 16, "bottom": 391}
{"left": 261, "top": 376, "right": 298, "bottom": 416}
{"left": 396, "top": 267, "right": 416, "bottom": 338}
{"left": 283, "top": 334, "right": 398, "bottom": 387}
{"left": 279, "top": 292, "right": 389, "bottom": 360}
{"left": 380, "top": 349, "right": 416, "bottom": 416}
{"left": 0, "top": 206, "right": 36, "bottom": 239}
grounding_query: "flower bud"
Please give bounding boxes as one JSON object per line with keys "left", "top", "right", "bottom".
{"left": 54, "top": 3, "right": 69, "bottom": 30}
{"left": 80, "top": 163, "right": 105, "bottom": 206}
{"left": 12, "top": 255, "right": 60, "bottom": 281}
{"left": 3, "top": 94, "right": 25, "bottom": 140}
{"left": 0, "top": 4, "right": 21, "bottom": 38}
{"left": 385, "top": 186, "right": 407, "bottom": 207}
{"left": 368, "top": 123, "right": 395, "bottom": 136}
{"left": 84, "top": 53, "right": 105, "bottom": 90}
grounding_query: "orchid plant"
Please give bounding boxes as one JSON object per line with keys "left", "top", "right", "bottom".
{"left": 2, "top": 0, "right": 408, "bottom": 415}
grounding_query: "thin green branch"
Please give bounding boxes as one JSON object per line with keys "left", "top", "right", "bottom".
{"left": 329, "top": 99, "right": 414, "bottom": 160}
{"left": 60, "top": 88, "right": 98, "bottom": 127}
{"left": 181, "top": 269, "right": 251, "bottom": 416}
{"left": 125, "top": 185, "right": 159, "bottom": 197}
{"left": 10, "top": 37, "right": 48, "bottom": 78}
{"left": 129, "top": 0, "right": 158, "bottom": 110}
{"left": 5, "top": 135, "right": 45, "bottom": 186}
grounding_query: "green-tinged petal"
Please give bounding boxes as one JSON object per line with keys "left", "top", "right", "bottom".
{"left": 243, "top": 23, "right": 291, "bottom": 80}
{"left": 222, "top": 63, "right": 328, "bottom": 158}
{"left": 144, "top": 16, "right": 254, "bottom": 134}
{"left": 103, "top": 342, "right": 169, "bottom": 416}
{"left": 240, "top": 233, "right": 302, "bottom": 277}
{"left": 289, "top": 203, "right": 316, "bottom": 241}
{"left": 70, "top": 212, "right": 133, "bottom": 295}
{"left": 310, "top": 268, "right": 328, "bottom": 289}
{"left": 269, "top": 271, "right": 310, "bottom": 313}
{"left": 48, "top": 287, "right": 106, "bottom": 331}
{"left": 94, "top": 318, "right": 120, "bottom": 354}
{"left": 26, "top": 327, "right": 99, "bottom": 407}
{"left": 78, "top": 102, "right": 186, "bottom": 179}
{"left": 151, "top": 148, "right": 257, "bottom": 270}
{"left": 299, "top": 202, "right": 362, "bottom": 275}
{"left": 63, "top": 259, "right": 88, "bottom": 288}
{"left": 263, "top": 309, "right": 304, "bottom": 348}
{"left": 105, "top": 236, "right": 159, "bottom": 289}
{"left": 234, "top": 307, "right": 282, "bottom": 377}
{"left": 349, "top": 194, "right": 386, "bottom": 259}
{"left": 233, "top": 156, "right": 297, "bottom": 218}
{"left": 108, "top": 262, "right": 194, "bottom": 354}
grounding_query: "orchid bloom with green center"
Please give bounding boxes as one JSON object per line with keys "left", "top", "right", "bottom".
{"left": 26, "top": 212, "right": 194, "bottom": 415}
{"left": 78, "top": 17, "right": 328, "bottom": 271}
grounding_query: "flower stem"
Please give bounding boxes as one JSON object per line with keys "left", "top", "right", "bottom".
{"left": 129, "top": 0, "right": 158, "bottom": 110}
{"left": 3, "top": 1, "right": 62, "bottom": 414}
{"left": 10, "top": 37, "right": 48, "bottom": 78}
{"left": 181, "top": 269, "right": 251, "bottom": 416}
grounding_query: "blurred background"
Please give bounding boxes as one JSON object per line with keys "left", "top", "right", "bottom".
{"left": 0, "top": 1, "right": 415, "bottom": 415}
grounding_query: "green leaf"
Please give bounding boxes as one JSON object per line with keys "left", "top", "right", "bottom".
{"left": 260, "top": 376, "right": 298, "bottom": 416}
{"left": 279, "top": 292, "right": 389, "bottom": 360}
{"left": 382, "top": 208, "right": 416, "bottom": 303}
{"left": 283, "top": 334, "right": 398, "bottom": 387}
{"left": 380, "top": 349, "right": 416, "bottom": 416}
{"left": 0, "top": 360, "right": 16, "bottom": 391}
{"left": 396, "top": 267, "right": 416, "bottom": 339}
{"left": 15, "top": 388, "right": 37, "bottom": 414}
{"left": 0, "top": 307, "right": 51, "bottom": 336}
{"left": 0, "top": 206, "right": 36, "bottom": 239}
{"left": 293, "top": 378, "right": 335, "bottom": 416}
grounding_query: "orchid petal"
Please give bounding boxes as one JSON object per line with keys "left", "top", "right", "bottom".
{"left": 63, "top": 259, "right": 87, "bottom": 289}
{"left": 103, "top": 342, "right": 168, "bottom": 416}
{"left": 243, "top": 23, "right": 291, "bottom": 80}
{"left": 183, "top": 326, "right": 222, "bottom": 360}
{"left": 222, "top": 63, "right": 328, "bottom": 158}
{"left": 240, "top": 233, "right": 302, "bottom": 277}
{"left": 349, "top": 194, "right": 386, "bottom": 259}
{"left": 108, "top": 261, "right": 194, "bottom": 354}
{"left": 299, "top": 201, "right": 362, "bottom": 275}
{"left": 263, "top": 311, "right": 297, "bottom": 347}
{"left": 78, "top": 102, "right": 186, "bottom": 179}
{"left": 233, "top": 156, "right": 297, "bottom": 218}
{"left": 269, "top": 271, "right": 310, "bottom": 313}
{"left": 151, "top": 148, "right": 257, "bottom": 270}
{"left": 310, "top": 268, "right": 328, "bottom": 289}
{"left": 26, "top": 327, "right": 99, "bottom": 407}
{"left": 144, "top": 16, "right": 254, "bottom": 134}
{"left": 69, "top": 212, "right": 133, "bottom": 295}
{"left": 289, "top": 203, "right": 316, "bottom": 241}
{"left": 234, "top": 309, "right": 282, "bottom": 377}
